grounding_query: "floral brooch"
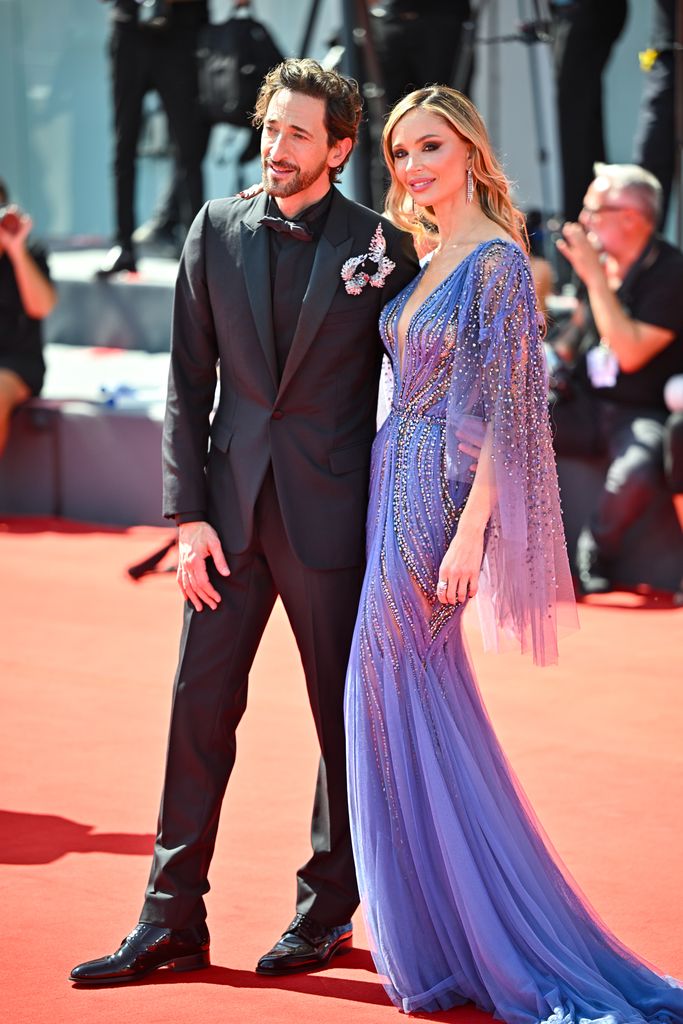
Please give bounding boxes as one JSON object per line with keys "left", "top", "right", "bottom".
{"left": 341, "top": 223, "right": 396, "bottom": 296}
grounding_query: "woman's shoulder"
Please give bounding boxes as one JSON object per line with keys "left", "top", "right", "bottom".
{"left": 475, "top": 234, "right": 527, "bottom": 262}
{"left": 472, "top": 236, "right": 531, "bottom": 284}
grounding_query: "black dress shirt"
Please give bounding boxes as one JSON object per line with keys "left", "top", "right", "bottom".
{"left": 266, "top": 188, "right": 334, "bottom": 379}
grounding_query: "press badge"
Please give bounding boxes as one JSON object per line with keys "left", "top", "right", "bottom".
{"left": 586, "top": 342, "right": 619, "bottom": 388}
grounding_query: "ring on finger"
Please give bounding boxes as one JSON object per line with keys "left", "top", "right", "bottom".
{"left": 437, "top": 580, "right": 448, "bottom": 592}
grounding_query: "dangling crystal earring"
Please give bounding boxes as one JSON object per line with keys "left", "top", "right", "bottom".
{"left": 466, "top": 167, "right": 474, "bottom": 204}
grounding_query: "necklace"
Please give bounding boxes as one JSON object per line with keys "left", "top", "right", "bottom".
{"left": 423, "top": 239, "right": 482, "bottom": 274}
{"left": 436, "top": 237, "right": 483, "bottom": 253}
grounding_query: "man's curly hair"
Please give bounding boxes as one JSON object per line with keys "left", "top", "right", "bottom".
{"left": 252, "top": 59, "right": 362, "bottom": 182}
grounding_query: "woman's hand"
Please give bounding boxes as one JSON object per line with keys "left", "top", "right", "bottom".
{"left": 436, "top": 524, "right": 485, "bottom": 605}
{"left": 237, "top": 183, "right": 263, "bottom": 200}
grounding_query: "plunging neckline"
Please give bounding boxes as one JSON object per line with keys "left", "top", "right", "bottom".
{"left": 395, "top": 238, "right": 507, "bottom": 378}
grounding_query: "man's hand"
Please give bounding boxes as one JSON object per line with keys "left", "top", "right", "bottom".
{"left": 556, "top": 222, "right": 605, "bottom": 288}
{"left": 177, "top": 520, "right": 230, "bottom": 611}
{"left": 455, "top": 421, "right": 484, "bottom": 473}
{"left": 454, "top": 417, "right": 486, "bottom": 473}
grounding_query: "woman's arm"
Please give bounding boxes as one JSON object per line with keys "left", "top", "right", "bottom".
{"left": 0, "top": 212, "right": 57, "bottom": 319}
{"left": 438, "top": 425, "right": 495, "bottom": 605}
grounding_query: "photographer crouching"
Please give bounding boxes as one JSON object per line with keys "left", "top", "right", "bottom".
{"left": 0, "top": 179, "right": 57, "bottom": 456}
{"left": 552, "top": 163, "right": 683, "bottom": 594}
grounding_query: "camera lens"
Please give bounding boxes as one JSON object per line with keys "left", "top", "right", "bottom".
{"left": 0, "top": 206, "right": 21, "bottom": 235}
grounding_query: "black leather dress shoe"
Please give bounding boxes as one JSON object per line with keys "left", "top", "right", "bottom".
{"left": 95, "top": 245, "right": 138, "bottom": 278}
{"left": 256, "top": 914, "right": 352, "bottom": 975}
{"left": 69, "top": 922, "right": 210, "bottom": 985}
{"left": 576, "top": 528, "right": 614, "bottom": 595}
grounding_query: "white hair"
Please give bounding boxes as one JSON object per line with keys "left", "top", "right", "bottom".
{"left": 593, "top": 162, "right": 662, "bottom": 225}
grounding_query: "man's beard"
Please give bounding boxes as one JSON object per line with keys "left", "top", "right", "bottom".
{"left": 261, "top": 155, "right": 330, "bottom": 198}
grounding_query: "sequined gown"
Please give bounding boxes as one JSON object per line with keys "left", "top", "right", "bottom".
{"left": 344, "top": 240, "right": 683, "bottom": 1021}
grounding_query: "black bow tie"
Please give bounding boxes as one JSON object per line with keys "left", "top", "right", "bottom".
{"left": 259, "top": 215, "right": 313, "bottom": 242}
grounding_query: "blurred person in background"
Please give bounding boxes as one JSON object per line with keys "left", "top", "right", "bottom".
{"left": 526, "top": 208, "right": 554, "bottom": 315}
{"left": 551, "top": 0, "right": 628, "bottom": 223}
{"left": 97, "top": 0, "right": 208, "bottom": 277}
{"left": 555, "top": 163, "right": 683, "bottom": 593}
{"left": 633, "top": 0, "right": 678, "bottom": 227}
{"left": 0, "top": 179, "right": 57, "bottom": 456}
{"left": 368, "top": 0, "right": 474, "bottom": 107}
{"left": 663, "top": 375, "right": 683, "bottom": 494}
{"left": 133, "top": 0, "right": 284, "bottom": 255}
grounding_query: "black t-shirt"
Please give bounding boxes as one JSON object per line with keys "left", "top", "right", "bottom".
{"left": 0, "top": 242, "right": 50, "bottom": 395}
{"left": 581, "top": 235, "right": 683, "bottom": 411}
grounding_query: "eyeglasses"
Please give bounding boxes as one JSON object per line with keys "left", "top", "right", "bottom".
{"left": 581, "top": 204, "right": 632, "bottom": 218}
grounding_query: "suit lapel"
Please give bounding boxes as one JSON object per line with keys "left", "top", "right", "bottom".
{"left": 277, "top": 188, "right": 353, "bottom": 398}
{"left": 241, "top": 193, "right": 278, "bottom": 390}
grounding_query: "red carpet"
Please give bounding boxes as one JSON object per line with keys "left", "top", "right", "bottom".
{"left": 1, "top": 518, "right": 681, "bottom": 1024}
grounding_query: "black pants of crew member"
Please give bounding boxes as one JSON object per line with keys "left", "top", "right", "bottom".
{"left": 141, "top": 468, "right": 363, "bottom": 930}
{"left": 633, "top": 51, "right": 675, "bottom": 228}
{"left": 589, "top": 401, "right": 668, "bottom": 558}
{"left": 664, "top": 410, "right": 683, "bottom": 494}
{"left": 369, "top": 2, "right": 473, "bottom": 107}
{"left": 109, "top": 24, "right": 204, "bottom": 248}
{"left": 552, "top": 0, "right": 627, "bottom": 222}
{"left": 142, "top": 119, "right": 212, "bottom": 237}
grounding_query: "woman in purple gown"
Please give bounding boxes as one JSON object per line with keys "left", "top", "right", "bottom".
{"left": 344, "top": 86, "right": 683, "bottom": 1021}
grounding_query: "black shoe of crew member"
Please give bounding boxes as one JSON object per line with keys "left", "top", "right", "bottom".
{"left": 95, "top": 244, "right": 138, "bottom": 278}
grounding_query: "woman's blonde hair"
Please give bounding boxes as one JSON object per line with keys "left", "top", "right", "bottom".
{"left": 382, "top": 86, "right": 527, "bottom": 252}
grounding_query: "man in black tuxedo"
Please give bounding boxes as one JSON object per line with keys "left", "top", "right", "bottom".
{"left": 70, "top": 58, "right": 418, "bottom": 985}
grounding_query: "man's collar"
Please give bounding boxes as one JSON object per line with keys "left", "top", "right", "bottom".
{"left": 619, "top": 231, "right": 659, "bottom": 296}
{"left": 267, "top": 187, "right": 334, "bottom": 227}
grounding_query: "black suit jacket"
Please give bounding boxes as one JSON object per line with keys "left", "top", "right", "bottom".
{"left": 162, "top": 186, "right": 419, "bottom": 569}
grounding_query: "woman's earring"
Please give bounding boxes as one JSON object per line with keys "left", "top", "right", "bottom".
{"left": 466, "top": 167, "right": 474, "bottom": 204}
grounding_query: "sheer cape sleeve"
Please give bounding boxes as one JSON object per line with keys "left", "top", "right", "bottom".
{"left": 446, "top": 242, "right": 578, "bottom": 666}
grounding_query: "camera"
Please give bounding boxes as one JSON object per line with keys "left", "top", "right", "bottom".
{"left": 0, "top": 205, "right": 22, "bottom": 235}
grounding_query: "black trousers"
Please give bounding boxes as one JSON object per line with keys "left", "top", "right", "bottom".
{"left": 369, "top": 3, "right": 473, "bottom": 107}
{"left": 141, "top": 469, "right": 363, "bottom": 929}
{"left": 664, "top": 410, "right": 683, "bottom": 494}
{"left": 633, "top": 51, "right": 675, "bottom": 227}
{"left": 143, "top": 120, "right": 212, "bottom": 235}
{"left": 109, "top": 24, "right": 204, "bottom": 247}
{"left": 552, "top": 0, "right": 627, "bottom": 221}
{"left": 589, "top": 402, "right": 668, "bottom": 557}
